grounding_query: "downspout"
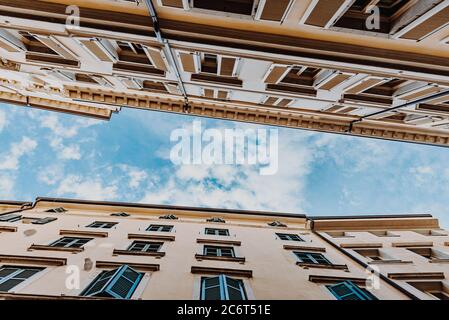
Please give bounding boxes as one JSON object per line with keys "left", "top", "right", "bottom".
{"left": 348, "top": 88, "right": 449, "bottom": 132}
{"left": 143, "top": 0, "right": 190, "bottom": 113}
{"left": 309, "top": 219, "right": 420, "bottom": 300}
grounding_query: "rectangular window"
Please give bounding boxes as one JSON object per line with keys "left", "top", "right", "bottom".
{"left": 127, "top": 241, "right": 163, "bottom": 253}
{"left": 408, "top": 281, "right": 449, "bottom": 300}
{"left": 205, "top": 228, "right": 229, "bottom": 236}
{"left": 81, "top": 265, "right": 143, "bottom": 299}
{"left": 0, "top": 266, "right": 43, "bottom": 292}
{"left": 193, "top": 0, "right": 255, "bottom": 15}
{"left": 50, "top": 237, "right": 92, "bottom": 248}
{"left": 201, "top": 274, "right": 247, "bottom": 300}
{"left": 276, "top": 233, "right": 303, "bottom": 241}
{"left": 0, "top": 213, "right": 22, "bottom": 222}
{"left": 294, "top": 251, "right": 331, "bottom": 265}
{"left": 327, "top": 281, "right": 378, "bottom": 300}
{"left": 204, "top": 246, "right": 235, "bottom": 257}
{"left": 87, "top": 221, "right": 117, "bottom": 229}
{"left": 146, "top": 224, "right": 173, "bottom": 232}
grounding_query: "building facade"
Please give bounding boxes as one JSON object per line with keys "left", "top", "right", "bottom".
{"left": 0, "top": 1, "right": 449, "bottom": 146}
{"left": 0, "top": 197, "right": 447, "bottom": 300}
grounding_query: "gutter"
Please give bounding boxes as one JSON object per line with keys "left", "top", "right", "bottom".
{"left": 309, "top": 219, "right": 420, "bottom": 300}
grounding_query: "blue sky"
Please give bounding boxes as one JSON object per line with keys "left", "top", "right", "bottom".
{"left": 1, "top": 103, "right": 448, "bottom": 228}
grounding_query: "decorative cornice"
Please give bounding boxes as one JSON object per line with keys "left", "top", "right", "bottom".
{"left": 0, "top": 254, "right": 66, "bottom": 266}
{"left": 95, "top": 260, "right": 160, "bottom": 272}
{"left": 191, "top": 266, "right": 252, "bottom": 278}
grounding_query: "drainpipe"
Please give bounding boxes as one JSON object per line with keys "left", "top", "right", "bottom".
{"left": 143, "top": 0, "right": 190, "bottom": 113}
{"left": 309, "top": 219, "right": 420, "bottom": 300}
{"left": 348, "top": 88, "right": 449, "bottom": 132}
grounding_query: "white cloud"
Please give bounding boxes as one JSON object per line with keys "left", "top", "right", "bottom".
{"left": 55, "top": 175, "right": 117, "bottom": 201}
{"left": 0, "top": 110, "right": 6, "bottom": 133}
{"left": 0, "top": 136, "right": 37, "bottom": 170}
{"left": 140, "top": 130, "right": 313, "bottom": 213}
{"left": 118, "top": 165, "right": 148, "bottom": 188}
{"left": 0, "top": 173, "right": 14, "bottom": 197}
{"left": 39, "top": 114, "right": 100, "bottom": 139}
{"left": 50, "top": 137, "right": 81, "bottom": 160}
{"left": 37, "top": 165, "right": 64, "bottom": 185}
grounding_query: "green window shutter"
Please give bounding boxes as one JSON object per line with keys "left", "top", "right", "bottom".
{"left": 327, "top": 281, "right": 377, "bottom": 300}
{"left": 82, "top": 265, "right": 143, "bottom": 299}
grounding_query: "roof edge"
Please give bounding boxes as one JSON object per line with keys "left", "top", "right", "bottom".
{"left": 309, "top": 214, "right": 433, "bottom": 220}
{"left": 34, "top": 197, "right": 307, "bottom": 219}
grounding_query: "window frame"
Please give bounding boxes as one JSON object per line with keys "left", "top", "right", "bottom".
{"left": 276, "top": 233, "right": 303, "bottom": 241}
{"left": 87, "top": 221, "right": 117, "bottom": 229}
{"left": 0, "top": 266, "right": 44, "bottom": 292}
{"left": 205, "top": 228, "right": 230, "bottom": 236}
{"left": 127, "top": 241, "right": 163, "bottom": 253}
{"left": 146, "top": 224, "right": 173, "bottom": 232}
{"left": 200, "top": 274, "right": 247, "bottom": 300}
{"left": 203, "top": 245, "right": 235, "bottom": 258}
{"left": 294, "top": 251, "right": 332, "bottom": 265}
{"left": 49, "top": 236, "right": 92, "bottom": 248}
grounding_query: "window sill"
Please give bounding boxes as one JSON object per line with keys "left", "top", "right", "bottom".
{"left": 392, "top": 241, "right": 433, "bottom": 248}
{"left": 28, "top": 244, "right": 84, "bottom": 254}
{"left": 195, "top": 254, "right": 245, "bottom": 264}
{"left": 429, "top": 259, "right": 449, "bottom": 264}
{"left": 0, "top": 226, "right": 17, "bottom": 232}
{"left": 388, "top": 272, "right": 445, "bottom": 280}
{"left": 128, "top": 233, "right": 175, "bottom": 241}
{"left": 60, "top": 229, "right": 108, "bottom": 238}
{"left": 368, "top": 260, "right": 413, "bottom": 265}
{"left": 0, "top": 254, "right": 66, "bottom": 266}
{"left": 112, "top": 249, "right": 165, "bottom": 258}
{"left": 283, "top": 245, "right": 326, "bottom": 252}
{"left": 191, "top": 266, "right": 252, "bottom": 278}
{"left": 197, "top": 238, "right": 241, "bottom": 246}
{"left": 340, "top": 243, "right": 383, "bottom": 249}
{"left": 296, "top": 262, "right": 349, "bottom": 271}
{"left": 96, "top": 260, "right": 160, "bottom": 272}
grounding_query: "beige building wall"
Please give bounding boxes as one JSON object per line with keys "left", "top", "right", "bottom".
{"left": 313, "top": 216, "right": 449, "bottom": 300}
{"left": 0, "top": 198, "right": 435, "bottom": 300}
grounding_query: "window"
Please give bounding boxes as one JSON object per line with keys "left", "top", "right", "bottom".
{"left": 204, "top": 246, "right": 235, "bottom": 257}
{"left": 369, "top": 230, "right": 398, "bottom": 237}
{"left": 81, "top": 265, "right": 143, "bottom": 299}
{"left": 268, "top": 221, "right": 286, "bottom": 227}
{"left": 201, "top": 274, "right": 247, "bottom": 300}
{"left": 326, "top": 231, "right": 352, "bottom": 238}
{"left": 111, "top": 212, "right": 130, "bottom": 217}
{"left": 413, "top": 229, "right": 447, "bottom": 236}
{"left": 0, "top": 213, "right": 22, "bottom": 222}
{"left": 327, "top": 281, "right": 378, "bottom": 300}
{"left": 205, "top": 228, "right": 229, "bottom": 236}
{"left": 193, "top": 0, "right": 255, "bottom": 16}
{"left": 50, "top": 237, "right": 92, "bottom": 248}
{"left": 294, "top": 251, "right": 331, "bottom": 265}
{"left": 127, "top": 241, "right": 163, "bottom": 253}
{"left": 354, "top": 248, "right": 388, "bottom": 261}
{"left": 87, "top": 221, "right": 117, "bottom": 229}
{"left": 159, "top": 214, "right": 178, "bottom": 220}
{"left": 31, "top": 217, "right": 57, "bottom": 225}
{"left": 146, "top": 224, "right": 173, "bottom": 232}
{"left": 207, "top": 217, "right": 226, "bottom": 223}
{"left": 407, "top": 247, "right": 448, "bottom": 261}
{"left": 0, "top": 266, "right": 43, "bottom": 292}
{"left": 45, "top": 207, "right": 67, "bottom": 213}
{"left": 276, "top": 233, "right": 303, "bottom": 241}
{"left": 408, "top": 281, "right": 449, "bottom": 300}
